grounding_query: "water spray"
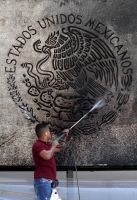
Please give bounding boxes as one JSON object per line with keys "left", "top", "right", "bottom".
{"left": 55, "top": 99, "right": 105, "bottom": 141}
{"left": 69, "top": 99, "right": 104, "bottom": 130}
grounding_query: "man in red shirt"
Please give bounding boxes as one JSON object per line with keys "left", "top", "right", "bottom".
{"left": 32, "top": 121, "right": 69, "bottom": 200}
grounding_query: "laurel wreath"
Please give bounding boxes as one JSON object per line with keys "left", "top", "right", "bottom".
{"left": 7, "top": 74, "right": 39, "bottom": 123}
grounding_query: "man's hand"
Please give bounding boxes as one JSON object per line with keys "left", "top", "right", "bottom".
{"left": 59, "top": 129, "right": 69, "bottom": 145}
{"left": 62, "top": 129, "right": 69, "bottom": 142}
{"left": 52, "top": 140, "right": 60, "bottom": 148}
{"left": 62, "top": 129, "right": 69, "bottom": 138}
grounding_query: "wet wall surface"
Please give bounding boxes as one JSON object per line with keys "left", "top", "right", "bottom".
{"left": 0, "top": 0, "right": 137, "bottom": 167}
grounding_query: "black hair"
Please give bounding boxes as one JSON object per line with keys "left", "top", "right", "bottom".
{"left": 35, "top": 121, "right": 49, "bottom": 138}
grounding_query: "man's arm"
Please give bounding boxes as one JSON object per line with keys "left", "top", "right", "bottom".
{"left": 39, "top": 140, "right": 59, "bottom": 160}
{"left": 54, "top": 129, "right": 69, "bottom": 152}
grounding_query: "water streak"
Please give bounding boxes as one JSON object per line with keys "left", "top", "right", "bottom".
{"left": 89, "top": 99, "right": 104, "bottom": 112}
{"left": 69, "top": 99, "right": 105, "bottom": 130}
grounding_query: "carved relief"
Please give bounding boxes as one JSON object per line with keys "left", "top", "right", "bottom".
{"left": 5, "top": 14, "right": 132, "bottom": 137}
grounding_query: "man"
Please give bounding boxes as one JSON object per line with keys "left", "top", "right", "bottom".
{"left": 32, "top": 121, "right": 69, "bottom": 200}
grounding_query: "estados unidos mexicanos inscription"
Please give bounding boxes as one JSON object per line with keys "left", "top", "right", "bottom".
{"left": 5, "top": 14, "right": 132, "bottom": 136}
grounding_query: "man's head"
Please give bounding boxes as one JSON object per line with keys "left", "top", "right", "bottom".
{"left": 35, "top": 122, "right": 51, "bottom": 141}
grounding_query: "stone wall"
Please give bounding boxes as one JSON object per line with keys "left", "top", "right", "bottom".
{"left": 0, "top": 0, "right": 137, "bottom": 167}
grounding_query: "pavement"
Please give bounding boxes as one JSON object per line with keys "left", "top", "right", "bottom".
{"left": 0, "top": 171, "right": 137, "bottom": 200}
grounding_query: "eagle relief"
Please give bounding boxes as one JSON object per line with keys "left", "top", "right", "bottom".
{"left": 5, "top": 14, "right": 132, "bottom": 136}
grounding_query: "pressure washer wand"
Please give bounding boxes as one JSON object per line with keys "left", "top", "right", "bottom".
{"left": 54, "top": 108, "right": 92, "bottom": 142}
{"left": 54, "top": 100, "right": 103, "bottom": 141}
{"left": 69, "top": 107, "right": 93, "bottom": 131}
{"left": 69, "top": 99, "right": 103, "bottom": 130}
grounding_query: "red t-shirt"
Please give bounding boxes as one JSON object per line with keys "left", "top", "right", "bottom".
{"left": 32, "top": 140, "right": 57, "bottom": 180}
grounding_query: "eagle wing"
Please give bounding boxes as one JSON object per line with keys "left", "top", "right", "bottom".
{"left": 52, "top": 26, "right": 118, "bottom": 96}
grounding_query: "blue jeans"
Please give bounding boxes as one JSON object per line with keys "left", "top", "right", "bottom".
{"left": 34, "top": 178, "right": 52, "bottom": 200}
